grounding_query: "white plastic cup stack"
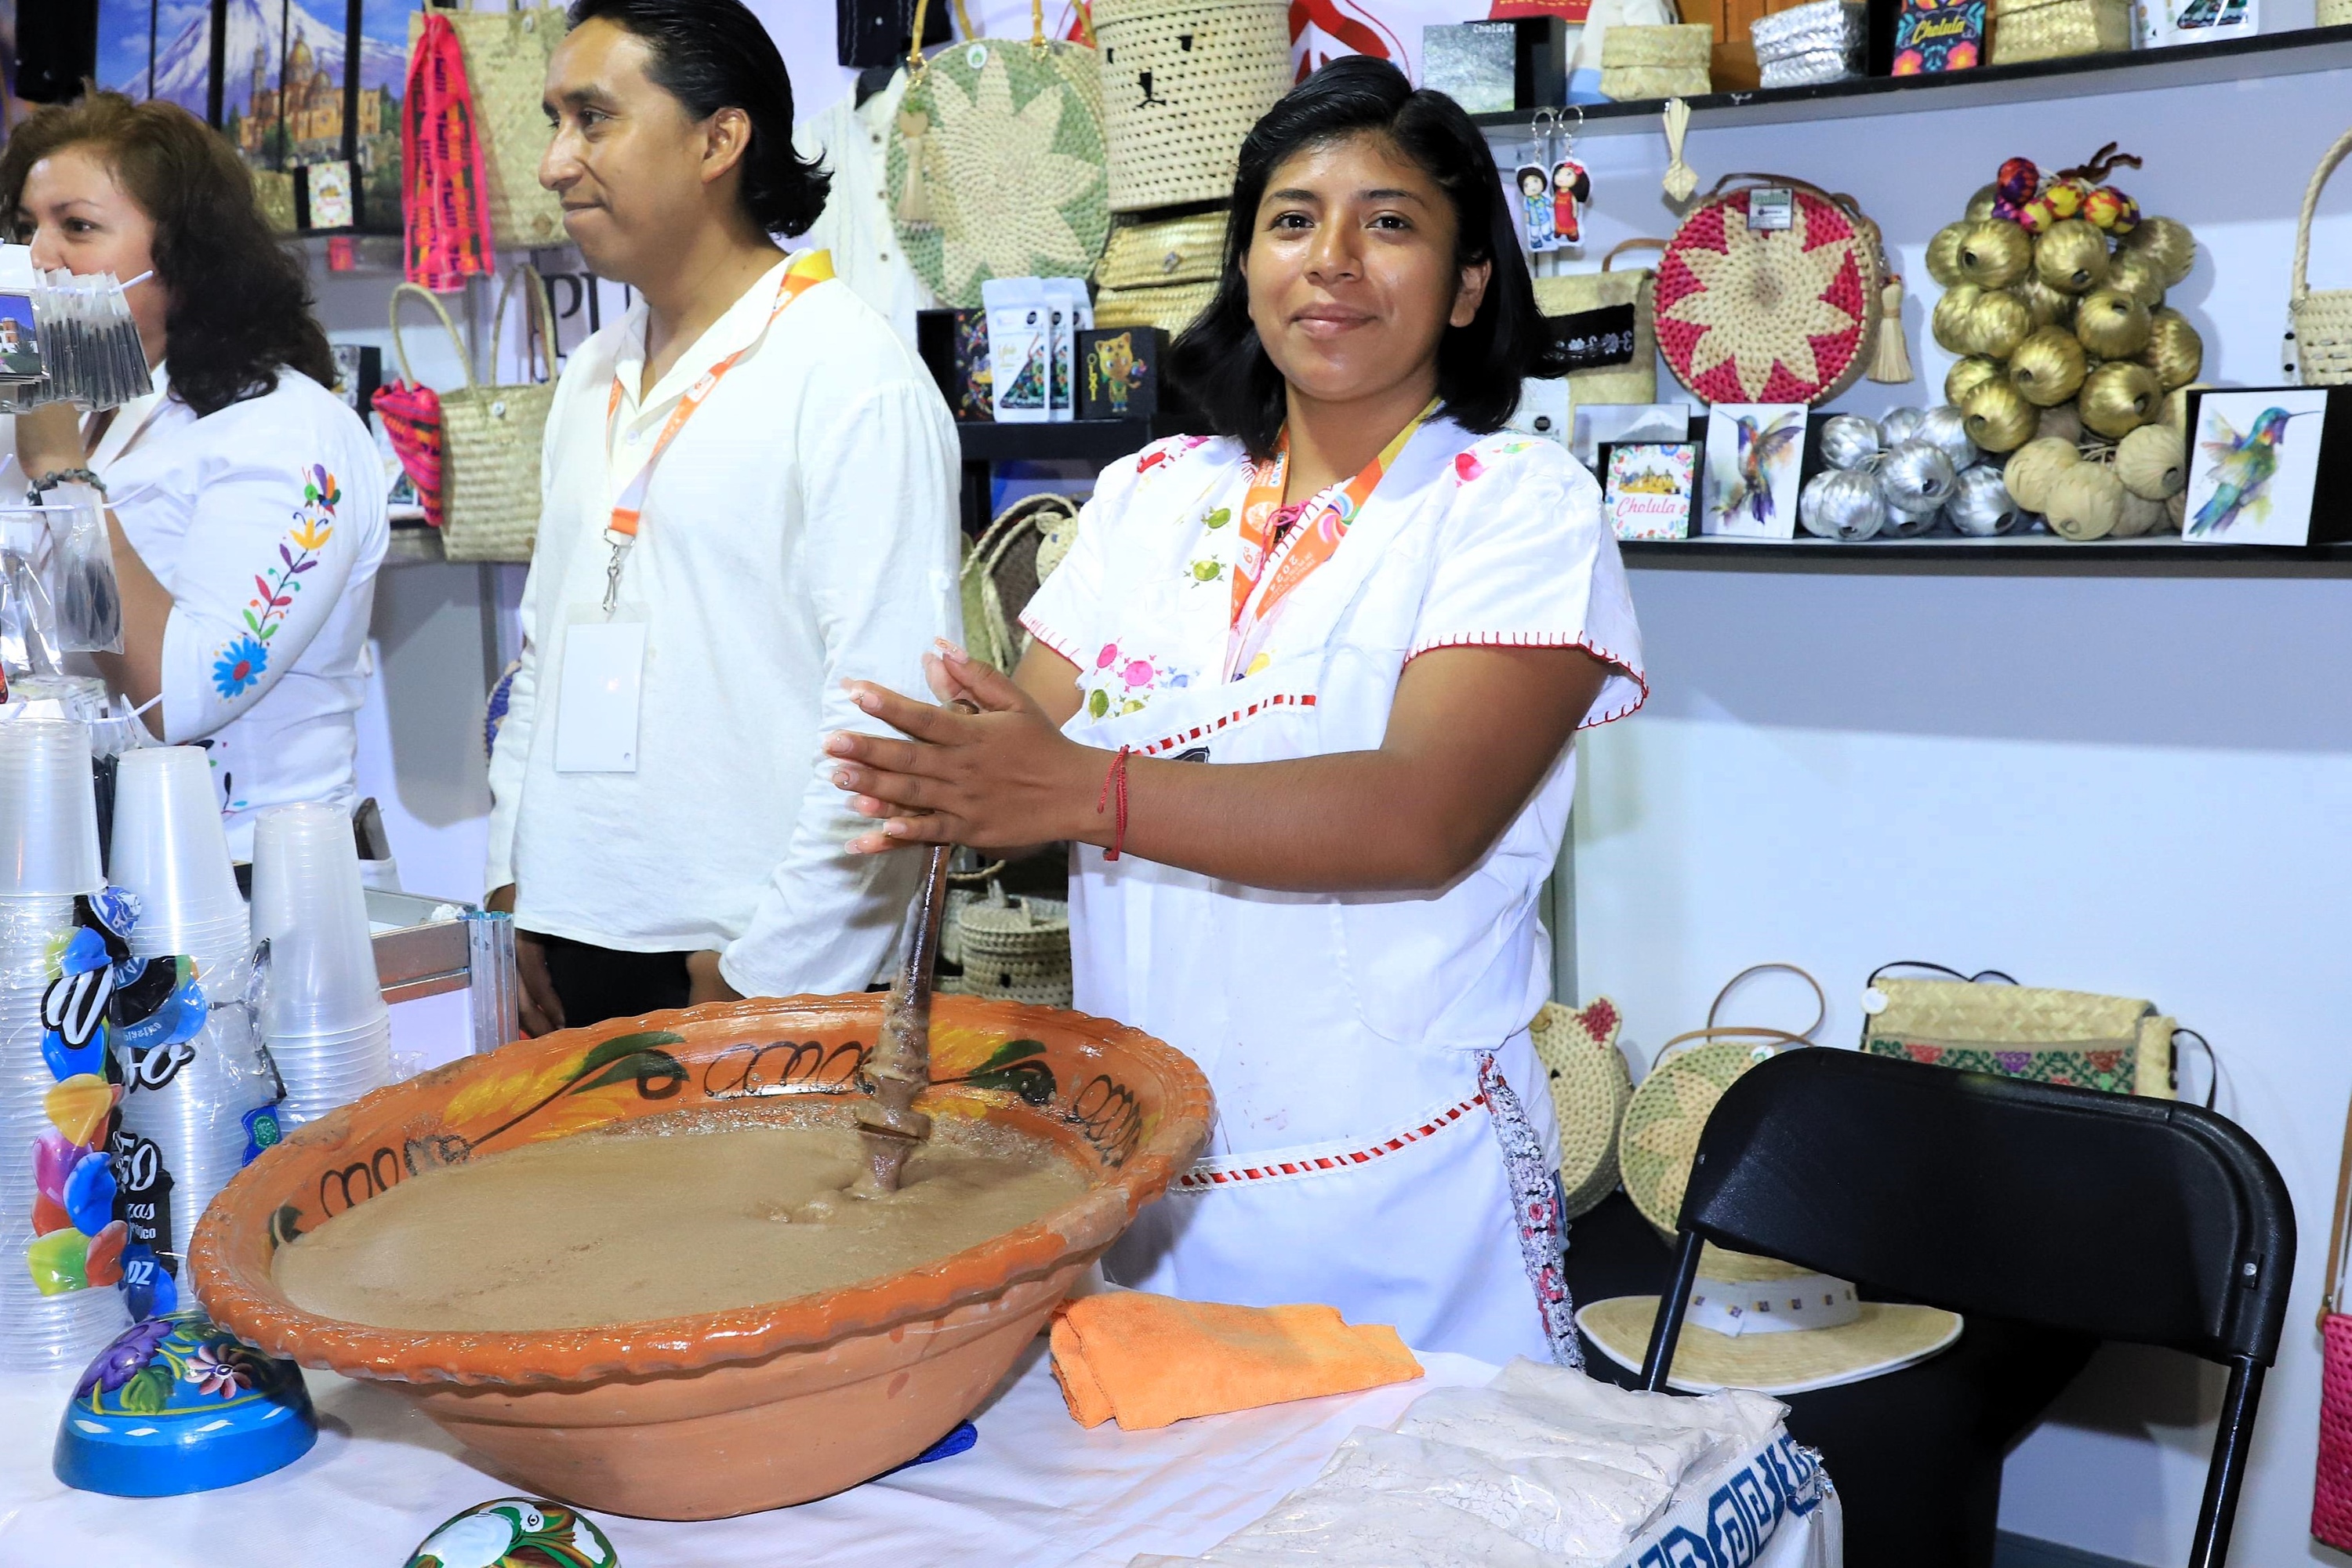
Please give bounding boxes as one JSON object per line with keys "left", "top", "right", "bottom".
{"left": 107, "top": 746, "right": 277, "bottom": 1257}
{"left": 251, "top": 803, "right": 389, "bottom": 1127}
{"left": 0, "top": 717, "right": 129, "bottom": 1371}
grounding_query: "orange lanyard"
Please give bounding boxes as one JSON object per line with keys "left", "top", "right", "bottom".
{"left": 597, "top": 249, "right": 833, "bottom": 612}
{"left": 1225, "top": 401, "right": 1433, "bottom": 681}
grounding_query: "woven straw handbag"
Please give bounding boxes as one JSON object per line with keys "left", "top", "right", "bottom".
{"left": 2293, "top": 127, "right": 2352, "bottom": 387}
{"left": 389, "top": 268, "right": 557, "bottom": 564}
{"left": 410, "top": 0, "right": 568, "bottom": 251}
{"left": 1094, "top": 0, "right": 1291, "bottom": 213}
{"left": 1094, "top": 278, "right": 1220, "bottom": 336}
{"left": 1617, "top": 964, "right": 1824, "bottom": 1235}
{"left": 943, "top": 885, "right": 1073, "bottom": 1007}
{"left": 1657, "top": 173, "right": 1887, "bottom": 405}
{"left": 2325, "top": 0, "right": 2352, "bottom": 21}
{"left": 1098, "top": 209, "right": 1228, "bottom": 291}
{"left": 962, "top": 492, "right": 1081, "bottom": 672}
{"left": 887, "top": 0, "right": 1110, "bottom": 311}
{"left": 1988, "top": 0, "right": 2131, "bottom": 63}
{"left": 1599, "top": 24, "right": 1714, "bottom": 100}
{"left": 1530, "top": 998, "right": 1635, "bottom": 1220}
{"left": 1858, "top": 962, "right": 2201, "bottom": 1101}
{"left": 1531, "top": 238, "right": 1664, "bottom": 406}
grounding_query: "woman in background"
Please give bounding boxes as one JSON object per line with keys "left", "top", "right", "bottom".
{"left": 2, "top": 93, "right": 386, "bottom": 851}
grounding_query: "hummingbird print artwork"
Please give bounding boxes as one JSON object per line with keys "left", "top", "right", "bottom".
{"left": 1713, "top": 411, "right": 1806, "bottom": 530}
{"left": 405, "top": 1497, "right": 618, "bottom": 1568}
{"left": 2188, "top": 405, "right": 2317, "bottom": 538}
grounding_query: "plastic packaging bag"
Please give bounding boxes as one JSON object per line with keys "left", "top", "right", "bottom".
{"left": 51, "top": 497, "right": 122, "bottom": 654}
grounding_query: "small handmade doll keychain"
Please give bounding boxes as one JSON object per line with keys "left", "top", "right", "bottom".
{"left": 1514, "top": 109, "right": 1561, "bottom": 256}
{"left": 1550, "top": 105, "right": 1591, "bottom": 249}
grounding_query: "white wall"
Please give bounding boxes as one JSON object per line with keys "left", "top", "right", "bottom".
{"left": 330, "top": 4, "right": 2352, "bottom": 1559}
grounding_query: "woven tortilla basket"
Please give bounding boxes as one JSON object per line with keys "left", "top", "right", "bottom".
{"left": 1094, "top": 0, "right": 1292, "bottom": 212}
{"left": 2294, "top": 125, "right": 2352, "bottom": 387}
{"left": 1656, "top": 173, "right": 1884, "bottom": 405}
{"left": 1530, "top": 999, "right": 1635, "bottom": 1220}
{"left": 943, "top": 888, "right": 1073, "bottom": 1008}
{"left": 1098, "top": 209, "right": 1229, "bottom": 290}
{"left": 1988, "top": 0, "right": 2132, "bottom": 64}
{"left": 887, "top": 6, "right": 1110, "bottom": 310}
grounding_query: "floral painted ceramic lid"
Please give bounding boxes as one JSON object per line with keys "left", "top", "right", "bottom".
{"left": 54, "top": 1310, "right": 315, "bottom": 1497}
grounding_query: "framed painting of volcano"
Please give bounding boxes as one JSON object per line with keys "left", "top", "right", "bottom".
{"left": 95, "top": 0, "right": 216, "bottom": 120}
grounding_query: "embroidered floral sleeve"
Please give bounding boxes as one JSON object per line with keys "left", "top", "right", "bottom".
{"left": 159, "top": 456, "right": 363, "bottom": 743}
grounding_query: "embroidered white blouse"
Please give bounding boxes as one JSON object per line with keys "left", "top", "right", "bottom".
{"left": 5, "top": 365, "right": 389, "bottom": 855}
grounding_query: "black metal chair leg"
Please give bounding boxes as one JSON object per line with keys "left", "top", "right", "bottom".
{"left": 2188, "top": 1357, "right": 2263, "bottom": 1568}
{"left": 1640, "top": 1229, "right": 1707, "bottom": 1393}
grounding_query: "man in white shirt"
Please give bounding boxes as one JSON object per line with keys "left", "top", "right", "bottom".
{"left": 485, "top": 0, "right": 960, "bottom": 1032}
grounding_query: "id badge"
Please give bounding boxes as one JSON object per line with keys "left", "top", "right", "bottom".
{"left": 555, "top": 610, "right": 648, "bottom": 773}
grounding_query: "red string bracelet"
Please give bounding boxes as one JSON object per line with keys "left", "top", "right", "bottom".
{"left": 1095, "top": 746, "right": 1131, "bottom": 862}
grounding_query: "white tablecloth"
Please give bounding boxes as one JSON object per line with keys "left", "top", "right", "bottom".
{"left": 0, "top": 1344, "right": 1837, "bottom": 1566}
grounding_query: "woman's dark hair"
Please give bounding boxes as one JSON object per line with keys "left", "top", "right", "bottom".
{"left": 568, "top": 0, "right": 829, "bottom": 237}
{"left": 1168, "top": 56, "right": 1563, "bottom": 458}
{"left": 0, "top": 93, "right": 336, "bottom": 419}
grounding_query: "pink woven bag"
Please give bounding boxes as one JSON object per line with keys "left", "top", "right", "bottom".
{"left": 2314, "top": 1097, "right": 2352, "bottom": 1550}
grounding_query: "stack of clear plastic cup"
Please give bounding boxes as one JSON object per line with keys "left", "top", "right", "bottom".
{"left": 0, "top": 718, "right": 128, "bottom": 1371}
{"left": 252, "top": 803, "right": 389, "bottom": 1127}
{"left": 107, "top": 747, "right": 278, "bottom": 1258}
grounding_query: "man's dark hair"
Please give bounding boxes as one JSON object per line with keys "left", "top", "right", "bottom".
{"left": 568, "top": 0, "right": 830, "bottom": 236}
{"left": 1167, "top": 56, "right": 1565, "bottom": 458}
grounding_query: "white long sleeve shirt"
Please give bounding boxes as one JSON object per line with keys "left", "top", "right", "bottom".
{"left": 484, "top": 260, "right": 963, "bottom": 997}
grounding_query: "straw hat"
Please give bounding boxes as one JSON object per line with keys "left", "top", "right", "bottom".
{"left": 1578, "top": 1244, "right": 1962, "bottom": 1396}
{"left": 1530, "top": 998, "right": 1633, "bottom": 1219}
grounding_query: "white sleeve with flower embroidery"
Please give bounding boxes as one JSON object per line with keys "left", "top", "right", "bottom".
{"left": 1020, "top": 433, "right": 1221, "bottom": 673}
{"left": 1412, "top": 435, "right": 1648, "bottom": 728}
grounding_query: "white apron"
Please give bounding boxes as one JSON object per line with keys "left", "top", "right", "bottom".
{"left": 1031, "top": 423, "right": 1645, "bottom": 1367}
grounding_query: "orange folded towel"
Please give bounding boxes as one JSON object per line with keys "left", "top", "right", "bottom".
{"left": 1049, "top": 1291, "right": 1424, "bottom": 1431}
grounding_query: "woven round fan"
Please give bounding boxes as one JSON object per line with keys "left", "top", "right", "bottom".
{"left": 887, "top": 4, "right": 1110, "bottom": 310}
{"left": 1619, "top": 1025, "right": 1812, "bottom": 1236}
{"left": 1656, "top": 174, "right": 1886, "bottom": 405}
{"left": 1530, "top": 997, "right": 1634, "bottom": 1220}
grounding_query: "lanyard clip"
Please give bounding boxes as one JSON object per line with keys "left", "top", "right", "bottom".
{"left": 601, "top": 531, "right": 630, "bottom": 617}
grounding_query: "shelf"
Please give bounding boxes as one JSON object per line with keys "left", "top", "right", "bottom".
{"left": 1472, "top": 26, "right": 2352, "bottom": 136}
{"left": 957, "top": 416, "right": 1177, "bottom": 465}
{"left": 1622, "top": 532, "right": 2352, "bottom": 572}
{"left": 383, "top": 520, "right": 445, "bottom": 568}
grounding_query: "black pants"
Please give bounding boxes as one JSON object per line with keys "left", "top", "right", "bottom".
{"left": 533, "top": 933, "right": 691, "bottom": 1030}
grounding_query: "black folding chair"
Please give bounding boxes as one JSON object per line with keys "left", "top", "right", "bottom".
{"left": 1639, "top": 1047, "right": 2294, "bottom": 1568}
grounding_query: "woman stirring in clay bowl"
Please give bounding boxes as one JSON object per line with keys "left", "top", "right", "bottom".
{"left": 826, "top": 57, "right": 1645, "bottom": 1367}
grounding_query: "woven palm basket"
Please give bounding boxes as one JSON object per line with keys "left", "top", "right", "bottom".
{"left": 1657, "top": 176, "right": 1882, "bottom": 405}
{"left": 944, "top": 890, "right": 1073, "bottom": 1008}
{"left": 887, "top": 34, "right": 1111, "bottom": 310}
{"left": 1988, "top": 0, "right": 2131, "bottom": 64}
{"left": 1098, "top": 209, "right": 1229, "bottom": 290}
{"left": 1094, "top": 278, "right": 1220, "bottom": 336}
{"left": 1094, "top": 0, "right": 1292, "bottom": 213}
{"left": 1619, "top": 1027, "right": 1809, "bottom": 1236}
{"left": 1530, "top": 998, "right": 1635, "bottom": 1220}
{"left": 2295, "top": 125, "right": 2352, "bottom": 387}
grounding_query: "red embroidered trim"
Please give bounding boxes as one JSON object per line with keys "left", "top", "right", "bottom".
{"left": 1018, "top": 613, "right": 1086, "bottom": 667}
{"left": 1403, "top": 634, "right": 1650, "bottom": 728}
{"left": 1137, "top": 692, "right": 1317, "bottom": 757}
{"left": 1171, "top": 1094, "right": 1485, "bottom": 1192}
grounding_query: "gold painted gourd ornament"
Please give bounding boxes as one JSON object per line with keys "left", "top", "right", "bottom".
{"left": 1932, "top": 283, "right": 1982, "bottom": 354}
{"left": 1965, "top": 184, "right": 2001, "bottom": 221}
{"left": 2140, "top": 308, "right": 2203, "bottom": 390}
{"left": 2114, "top": 423, "right": 2187, "bottom": 499}
{"left": 2079, "top": 361, "right": 2160, "bottom": 438}
{"left": 1946, "top": 355, "right": 2003, "bottom": 407}
{"left": 2043, "top": 462, "right": 2126, "bottom": 541}
{"left": 2015, "top": 272, "right": 2074, "bottom": 328}
{"left": 2002, "top": 436, "right": 2081, "bottom": 514}
{"left": 1955, "top": 220, "right": 2034, "bottom": 289}
{"left": 1964, "top": 289, "right": 2034, "bottom": 358}
{"left": 2036, "top": 220, "right": 2111, "bottom": 294}
{"left": 1961, "top": 378, "right": 2038, "bottom": 453}
{"left": 1927, "top": 223, "right": 1970, "bottom": 289}
{"left": 2008, "top": 327, "right": 2088, "bottom": 406}
{"left": 2074, "top": 289, "right": 2153, "bottom": 359}
{"left": 2037, "top": 402, "right": 2085, "bottom": 444}
{"left": 2119, "top": 216, "right": 2195, "bottom": 287}
{"left": 2105, "top": 248, "right": 2166, "bottom": 309}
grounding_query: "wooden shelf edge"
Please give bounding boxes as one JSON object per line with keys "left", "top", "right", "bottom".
{"left": 1473, "top": 26, "right": 2352, "bottom": 136}
{"left": 1621, "top": 534, "right": 2352, "bottom": 574}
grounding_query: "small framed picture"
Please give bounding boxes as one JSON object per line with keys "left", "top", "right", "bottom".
{"left": 0, "top": 292, "right": 42, "bottom": 382}
{"left": 1606, "top": 442, "right": 1697, "bottom": 540}
{"left": 1700, "top": 403, "right": 1808, "bottom": 539}
{"left": 2182, "top": 387, "right": 2339, "bottom": 546}
{"left": 303, "top": 161, "right": 355, "bottom": 231}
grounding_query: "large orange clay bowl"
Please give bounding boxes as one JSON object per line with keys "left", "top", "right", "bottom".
{"left": 190, "top": 995, "right": 1211, "bottom": 1520}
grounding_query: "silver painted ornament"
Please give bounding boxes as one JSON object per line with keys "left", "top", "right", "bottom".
{"left": 1878, "top": 405, "right": 1929, "bottom": 446}
{"left": 1915, "top": 405, "right": 1979, "bottom": 471}
{"left": 1818, "top": 414, "right": 1882, "bottom": 471}
{"left": 1942, "top": 463, "right": 2018, "bottom": 536}
{"left": 1799, "top": 467, "right": 1888, "bottom": 541}
{"left": 1877, "top": 440, "right": 1959, "bottom": 514}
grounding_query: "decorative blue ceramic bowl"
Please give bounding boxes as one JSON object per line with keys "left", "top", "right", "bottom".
{"left": 54, "top": 1309, "right": 316, "bottom": 1497}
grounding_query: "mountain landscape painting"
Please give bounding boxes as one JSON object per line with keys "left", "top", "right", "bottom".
{"left": 98, "top": 0, "right": 212, "bottom": 119}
